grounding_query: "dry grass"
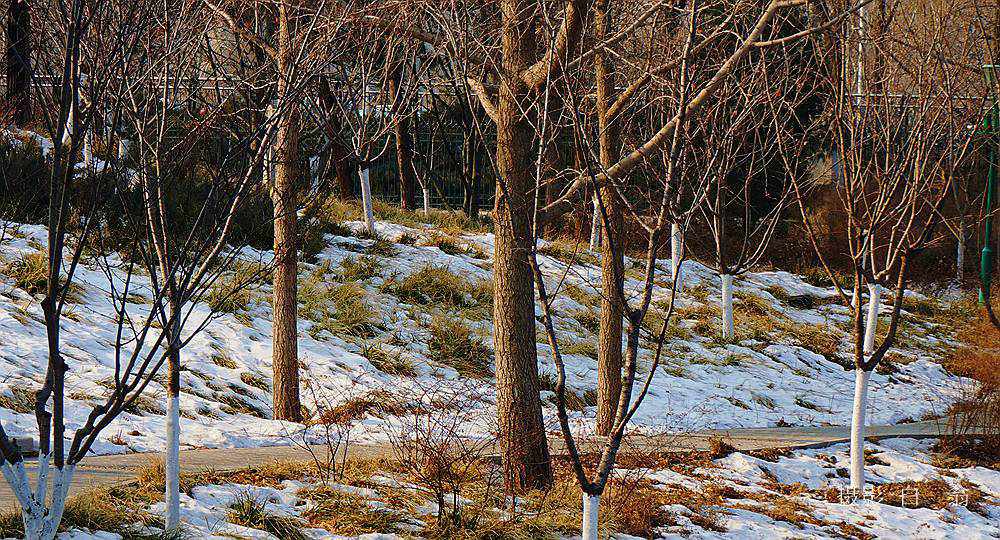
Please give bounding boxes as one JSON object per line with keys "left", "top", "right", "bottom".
{"left": 426, "top": 316, "right": 493, "bottom": 378}
{"left": 383, "top": 264, "right": 486, "bottom": 311}
{"left": 538, "top": 239, "right": 598, "bottom": 266}
{"left": 338, "top": 254, "right": 383, "bottom": 282}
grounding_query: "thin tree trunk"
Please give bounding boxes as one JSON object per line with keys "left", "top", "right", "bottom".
{"left": 589, "top": 193, "right": 601, "bottom": 251}
{"left": 594, "top": 0, "right": 623, "bottom": 436}
{"left": 317, "top": 77, "right": 355, "bottom": 199}
{"left": 462, "top": 128, "right": 477, "bottom": 219}
{"left": 956, "top": 220, "right": 965, "bottom": 283}
{"left": 863, "top": 283, "right": 879, "bottom": 355}
{"left": 849, "top": 368, "right": 871, "bottom": 489}
{"left": 721, "top": 274, "right": 735, "bottom": 340}
{"left": 164, "top": 297, "right": 181, "bottom": 530}
{"left": 493, "top": 0, "right": 552, "bottom": 492}
{"left": 359, "top": 166, "right": 375, "bottom": 231}
{"left": 270, "top": 4, "right": 302, "bottom": 422}
{"left": 671, "top": 222, "right": 683, "bottom": 286}
{"left": 6, "top": 0, "right": 32, "bottom": 127}
{"left": 389, "top": 71, "right": 417, "bottom": 211}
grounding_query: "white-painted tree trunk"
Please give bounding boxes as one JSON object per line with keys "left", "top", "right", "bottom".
{"left": 2, "top": 461, "right": 76, "bottom": 540}
{"left": 721, "top": 274, "right": 735, "bottom": 340}
{"left": 849, "top": 368, "right": 871, "bottom": 490}
{"left": 359, "top": 167, "right": 375, "bottom": 233}
{"left": 422, "top": 186, "right": 431, "bottom": 216}
{"left": 117, "top": 139, "right": 129, "bottom": 162}
{"left": 671, "top": 223, "right": 683, "bottom": 287}
{"left": 581, "top": 493, "right": 600, "bottom": 540}
{"left": 863, "top": 283, "right": 880, "bottom": 355}
{"left": 165, "top": 394, "right": 180, "bottom": 530}
{"left": 82, "top": 130, "right": 93, "bottom": 166}
{"left": 589, "top": 194, "right": 601, "bottom": 252}
{"left": 956, "top": 224, "right": 965, "bottom": 283}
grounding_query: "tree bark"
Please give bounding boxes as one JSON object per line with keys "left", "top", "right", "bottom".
{"left": 493, "top": 0, "right": 552, "bottom": 493}
{"left": 271, "top": 3, "right": 302, "bottom": 423}
{"left": 594, "top": 0, "right": 624, "bottom": 437}
{"left": 389, "top": 68, "right": 417, "bottom": 211}
{"left": 462, "top": 125, "right": 481, "bottom": 220}
{"left": 6, "top": 0, "right": 32, "bottom": 127}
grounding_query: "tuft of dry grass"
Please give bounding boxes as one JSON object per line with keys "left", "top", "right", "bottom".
{"left": 426, "top": 316, "right": 493, "bottom": 378}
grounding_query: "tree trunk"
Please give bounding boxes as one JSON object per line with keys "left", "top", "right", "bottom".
{"left": 359, "top": 166, "right": 375, "bottom": 231}
{"left": 389, "top": 71, "right": 417, "bottom": 211}
{"left": 581, "top": 493, "right": 600, "bottom": 540}
{"left": 317, "top": 77, "right": 355, "bottom": 199}
{"left": 721, "top": 274, "right": 735, "bottom": 340}
{"left": 270, "top": 5, "right": 302, "bottom": 423}
{"left": 493, "top": 0, "right": 552, "bottom": 493}
{"left": 462, "top": 124, "right": 480, "bottom": 220}
{"left": 956, "top": 220, "right": 965, "bottom": 283}
{"left": 594, "top": 0, "right": 623, "bottom": 436}
{"left": 863, "top": 283, "right": 879, "bottom": 355}
{"left": 671, "top": 223, "right": 684, "bottom": 287}
{"left": 6, "top": 0, "right": 32, "bottom": 127}
{"left": 589, "top": 193, "right": 601, "bottom": 251}
{"left": 849, "top": 368, "right": 871, "bottom": 489}
{"left": 164, "top": 297, "right": 181, "bottom": 530}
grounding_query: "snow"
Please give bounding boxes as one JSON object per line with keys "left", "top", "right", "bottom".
{"left": 0, "top": 214, "right": 976, "bottom": 455}
{"left": 0, "top": 131, "right": 993, "bottom": 539}
{"left": 27, "top": 438, "right": 998, "bottom": 539}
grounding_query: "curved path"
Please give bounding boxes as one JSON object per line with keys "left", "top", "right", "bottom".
{"left": 0, "top": 418, "right": 966, "bottom": 509}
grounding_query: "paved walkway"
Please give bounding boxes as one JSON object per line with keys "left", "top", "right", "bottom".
{"left": 0, "top": 419, "right": 960, "bottom": 510}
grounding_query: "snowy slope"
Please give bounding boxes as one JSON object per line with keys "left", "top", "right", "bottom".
{"left": 0, "top": 216, "right": 974, "bottom": 456}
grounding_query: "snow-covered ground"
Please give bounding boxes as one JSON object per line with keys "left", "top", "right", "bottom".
{"left": 0, "top": 215, "right": 975, "bottom": 456}
{"left": 28, "top": 437, "right": 1000, "bottom": 539}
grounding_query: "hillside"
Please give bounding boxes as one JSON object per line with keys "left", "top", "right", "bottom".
{"left": 0, "top": 214, "right": 975, "bottom": 456}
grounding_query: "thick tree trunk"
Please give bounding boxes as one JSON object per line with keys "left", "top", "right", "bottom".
{"left": 270, "top": 5, "right": 302, "bottom": 423}
{"left": 492, "top": 0, "right": 552, "bottom": 493}
{"left": 849, "top": 368, "right": 871, "bottom": 489}
{"left": 389, "top": 73, "right": 417, "bottom": 211}
{"left": 581, "top": 493, "right": 600, "bottom": 540}
{"left": 594, "top": 0, "right": 623, "bottom": 436}
{"left": 6, "top": 0, "right": 32, "bottom": 127}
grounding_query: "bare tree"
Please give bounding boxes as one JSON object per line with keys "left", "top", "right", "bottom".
{"left": 204, "top": 0, "right": 350, "bottom": 423}
{"left": 117, "top": 0, "right": 281, "bottom": 527}
{"left": 784, "top": 0, "right": 986, "bottom": 490}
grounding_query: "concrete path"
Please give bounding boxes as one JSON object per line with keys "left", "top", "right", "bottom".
{"left": 0, "top": 418, "right": 961, "bottom": 510}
